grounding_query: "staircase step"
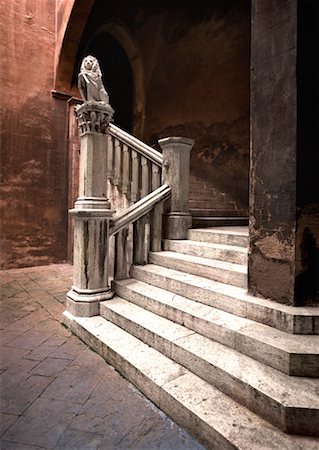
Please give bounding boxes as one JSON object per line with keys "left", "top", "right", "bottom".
{"left": 192, "top": 216, "right": 249, "bottom": 228}
{"left": 164, "top": 239, "right": 248, "bottom": 265}
{"left": 114, "top": 278, "right": 319, "bottom": 377}
{"left": 191, "top": 209, "right": 248, "bottom": 217}
{"left": 189, "top": 201, "right": 236, "bottom": 210}
{"left": 188, "top": 227, "right": 249, "bottom": 247}
{"left": 149, "top": 251, "right": 247, "bottom": 288}
{"left": 62, "top": 311, "right": 319, "bottom": 449}
{"left": 130, "top": 264, "right": 319, "bottom": 335}
{"left": 100, "top": 296, "right": 319, "bottom": 435}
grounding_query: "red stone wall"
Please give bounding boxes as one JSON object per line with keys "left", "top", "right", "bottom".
{"left": 0, "top": 0, "right": 68, "bottom": 268}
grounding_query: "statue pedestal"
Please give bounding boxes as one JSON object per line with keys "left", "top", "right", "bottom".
{"left": 66, "top": 102, "right": 114, "bottom": 317}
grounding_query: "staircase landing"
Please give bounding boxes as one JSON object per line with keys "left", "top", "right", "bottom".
{"left": 63, "top": 226, "right": 319, "bottom": 449}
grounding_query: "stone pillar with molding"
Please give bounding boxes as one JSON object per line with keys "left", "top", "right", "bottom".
{"left": 66, "top": 97, "right": 115, "bottom": 316}
{"left": 159, "top": 137, "right": 194, "bottom": 239}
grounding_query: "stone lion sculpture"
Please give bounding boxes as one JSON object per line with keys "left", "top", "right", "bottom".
{"left": 78, "top": 55, "right": 110, "bottom": 104}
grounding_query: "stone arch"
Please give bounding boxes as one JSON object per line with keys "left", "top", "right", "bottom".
{"left": 84, "top": 23, "right": 145, "bottom": 138}
{"left": 55, "top": 0, "right": 95, "bottom": 93}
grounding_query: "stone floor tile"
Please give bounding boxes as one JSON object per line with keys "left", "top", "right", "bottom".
{"left": 0, "top": 329, "right": 25, "bottom": 346}
{"left": 99, "top": 416, "right": 205, "bottom": 450}
{"left": 33, "top": 317, "right": 64, "bottom": 334}
{"left": 0, "top": 307, "right": 33, "bottom": 329}
{"left": 30, "top": 357, "right": 71, "bottom": 377}
{"left": 26, "top": 336, "right": 69, "bottom": 361}
{"left": 41, "top": 360, "right": 105, "bottom": 405}
{"left": 0, "top": 283, "right": 25, "bottom": 298}
{"left": 0, "top": 412, "right": 19, "bottom": 436}
{"left": 54, "top": 428, "right": 103, "bottom": 450}
{"left": 68, "top": 346, "right": 109, "bottom": 369}
{"left": 6, "top": 329, "right": 53, "bottom": 350}
{"left": 1, "top": 371, "right": 54, "bottom": 415}
{"left": 0, "top": 440, "right": 45, "bottom": 449}
{"left": 2, "top": 397, "right": 81, "bottom": 449}
{"left": 0, "top": 264, "right": 203, "bottom": 450}
{"left": 5, "top": 308, "right": 51, "bottom": 333}
{"left": 0, "top": 346, "right": 31, "bottom": 370}
{"left": 49, "top": 335, "right": 86, "bottom": 360}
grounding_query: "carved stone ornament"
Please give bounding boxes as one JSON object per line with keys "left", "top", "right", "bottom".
{"left": 75, "top": 101, "right": 114, "bottom": 134}
{"left": 75, "top": 55, "right": 114, "bottom": 134}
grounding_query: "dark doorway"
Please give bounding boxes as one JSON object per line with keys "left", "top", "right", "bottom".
{"left": 87, "top": 32, "right": 134, "bottom": 132}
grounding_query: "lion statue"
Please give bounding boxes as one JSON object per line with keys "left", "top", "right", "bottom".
{"left": 78, "top": 55, "right": 110, "bottom": 104}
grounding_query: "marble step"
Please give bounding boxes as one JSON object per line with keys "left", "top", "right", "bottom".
{"left": 189, "top": 194, "right": 226, "bottom": 203}
{"left": 130, "top": 264, "right": 319, "bottom": 335}
{"left": 188, "top": 227, "right": 249, "bottom": 248}
{"left": 192, "top": 216, "right": 249, "bottom": 228}
{"left": 190, "top": 209, "right": 248, "bottom": 217}
{"left": 163, "top": 239, "right": 248, "bottom": 265}
{"left": 149, "top": 251, "right": 247, "bottom": 288}
{"left": 63, "top": 311, "right": 319, "bottom": 449}
{"left": 189, "top": 201, "right": 236, "bottom": 210}
{"left": 114, "top": 278, "right": 319, "bottom": 377}
{"left": 100, "top": 296, "right": 319, "bottom": 435}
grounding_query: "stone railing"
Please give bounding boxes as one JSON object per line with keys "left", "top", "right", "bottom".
{"left": 66, "top": 56, "right": 193, "bottom": 317}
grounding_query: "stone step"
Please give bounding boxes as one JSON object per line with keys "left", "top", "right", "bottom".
{"left": 190, "top": 209, "right": 248, "bottom": 217}
{"left": 114, "top": 278, "right": 319, "bottom": 377}
{"left": 130, "top": 264, "right": 319, "bottom": 335}
{"left": 188, "top": 227, "right": 249, "bottom": 247}
{"left": 189, "top": 201, "right": 236, "bottom": 210}
{"left": 192, "top": 216, "right": 249, "bottom": 228}
{"left": 149, "top": 251, "right": 247, "bottom": 288}
{"left": 63, "top": 311, "right": 319, "bottom": 449}
{"left": 100, "top": 296, "right": 319, "bottom": 435}
{"left": 188, "top": 189, "right": 228, "bottom": 204}
{"left": 163, "top": 239, "right": 248, "bottom": 265}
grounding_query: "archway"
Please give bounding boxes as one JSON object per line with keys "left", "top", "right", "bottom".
{"left": 87, "top": 32, "right": 133, "bottom": 133}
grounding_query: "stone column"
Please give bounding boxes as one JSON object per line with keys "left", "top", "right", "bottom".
{"left": 66, "top": 101, "right": 114, "bottom": 316}
{"left": 249, "top": 0, "right": 319, "bottom": 306}
{"left": 159, "top": 137, "right": 194, "bottom": 239}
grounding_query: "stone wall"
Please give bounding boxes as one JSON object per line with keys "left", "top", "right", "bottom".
{"left": 249, "top": 0, "right": 318, "bottom": 305}
{"left": 0, "top": 0, "right": 68, "bottom": 268}
{"left": 77, "top": 0, "right": 251, "bottom": 210}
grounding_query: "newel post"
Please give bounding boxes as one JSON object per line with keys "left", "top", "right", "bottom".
{"left": 66, "top": 55, "right": 115, "bottom": 317}
{"left": 159, "top": 137, "right": 194, "bottom": 239}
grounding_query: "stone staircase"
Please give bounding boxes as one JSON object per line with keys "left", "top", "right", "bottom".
{"left": 189, "top": 177, "right": 248, "bottom": 227}
{"left": 63, "top": 227, "right": 319, "bottom": 449}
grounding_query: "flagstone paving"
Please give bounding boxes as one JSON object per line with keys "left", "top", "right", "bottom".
{"left": 0, "top": 264, "right": 205, "bottom": 450}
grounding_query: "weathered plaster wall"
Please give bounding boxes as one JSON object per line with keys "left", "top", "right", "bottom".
{"left": 249, "top": 0, "right": 297, "bottom": 304}
{"left": 0, "top": 0, "right": 68, "bottom": 268}
{"left": 250, "top": 0, "right": 318, "bottom": 306}
{"left": 55, "top": 0, "right": 94, "bottom": 93}
{"left": 76, "top": 0, "right": 250, "bottom": 209}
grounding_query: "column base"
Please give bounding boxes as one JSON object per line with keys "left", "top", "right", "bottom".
{"left": 66, "top": 288, "right": 114, "bottom": 317}
{"left": 166, "top": 212, "right": 192, "bottom": 239}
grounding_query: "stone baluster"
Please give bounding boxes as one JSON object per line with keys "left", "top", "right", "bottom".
{"left": 130, "top": 150, "right": 139, "bottom": 202}
{"left": 66, "top": 95, "right": 115, "bottom": 317}
{"left": 150, "top": 163, "right": 162, "bottom": 251}
{"left": 159, "top": 137, "right": 194, "bottom": 239}
{"left": 106, "top": 135, "right": 114, "bottom": 181}
{"left": 113, "top": 138, "right": 121, "bottom": 188}
{"left": 122, "top": 144, "right": 130, "bottom": 199}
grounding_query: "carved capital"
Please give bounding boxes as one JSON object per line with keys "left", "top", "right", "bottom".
{"left": 75, "top": 101, "right": 114, "bottom": 135}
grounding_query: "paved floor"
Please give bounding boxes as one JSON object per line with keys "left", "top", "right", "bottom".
{"left": 0, "top": 264, "right": 205, "bottom": 450}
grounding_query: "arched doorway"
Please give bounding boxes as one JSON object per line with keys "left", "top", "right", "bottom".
{"left": 87, "top": 32, "right": 134, "bottom": 133}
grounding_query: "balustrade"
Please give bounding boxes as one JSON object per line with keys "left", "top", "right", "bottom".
{"left": 66, "top": 56, "right": 193, "bottom": 317}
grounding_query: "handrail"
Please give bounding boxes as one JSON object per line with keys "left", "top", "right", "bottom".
{"left": 109, "top": 124, "right": 163, "bottom": 167}
{"left": 110, "top": 184, "right": 171, "bottom": 236}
